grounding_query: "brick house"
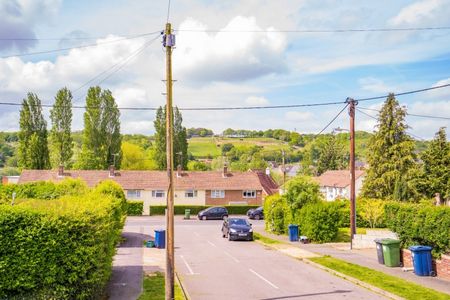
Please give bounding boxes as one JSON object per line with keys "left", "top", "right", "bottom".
{"left": 315, "top": 170, "right": 365, "bottom": 201}
{"left": 18, "top": 166, "right": 278, "bottom": 215}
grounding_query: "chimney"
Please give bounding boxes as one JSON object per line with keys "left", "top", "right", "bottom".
{"left": 223, "top": 164, "right": 228, "bottom": 178}
{"left": 58, "top": 165, "right": 64, "bottom": 177}
{"left": 176, "top": 165, "right": 182, "bottom": 178}
{"left": 109, "top": 165, "right": 115, "bottom": 177}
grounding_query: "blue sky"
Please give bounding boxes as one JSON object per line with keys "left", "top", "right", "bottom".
{"left": 0, "top": 0, "right": 449, "bottom": 139}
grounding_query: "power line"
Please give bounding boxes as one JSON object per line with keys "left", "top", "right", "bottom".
{"left": 1, "top": 30, "right": 162, "bottom": 59}
{"left": 0, "top": 31, "right": 163, "bottom": 41}
{"left": 355, "top": 83, "right": 450, "bottom": 102}
{"left": 175, "top": 26, "right": 450, "bottom": 33}
{"left": 316, "top": 104, "right": 349, "bottom": 135}
{"left": 358, "top": 107, "right": 450, "bottom": 120}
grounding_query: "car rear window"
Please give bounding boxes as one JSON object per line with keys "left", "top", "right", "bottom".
{"left": 229, "top": 219, "right": 248, "bottom": 225}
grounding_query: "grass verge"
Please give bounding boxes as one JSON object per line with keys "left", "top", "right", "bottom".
{"left": 253, "top": 232, "right": 284, "bottom": 245}
{"left": 309, "top": 256, "right": 450, "bottom": 300}
{"left": 138, "top": 272, "right": 185, "bottom": 300}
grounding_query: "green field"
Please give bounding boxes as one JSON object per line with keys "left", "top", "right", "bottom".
{"left": 188, "top": 137, "right": 290, "bottom": 158}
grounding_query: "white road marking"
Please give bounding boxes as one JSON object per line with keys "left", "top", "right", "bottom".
{"left": 207, "top": 241, "right": 217, "bottom": 247}
{"left": 223, "top": 251, "right": 240, "bottom": 263}
{"left": 180, "top": 255, "right": 196, "bottom": 275}
{"left": 249, "top": 269, "right": 279, "bottom": 289}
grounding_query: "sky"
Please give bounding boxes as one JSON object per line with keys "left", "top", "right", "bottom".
{"left": 0, "top": 0, "right": 449, "bottom": 139}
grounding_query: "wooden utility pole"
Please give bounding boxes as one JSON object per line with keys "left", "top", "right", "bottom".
{"left": 282, "top": 150, "right": 286, "bottom": 187}
{"left": 346, "top": 97, "right": 357, "bottom": 249}
{"left": 164, "top": 22, "right": 175, "bottom": 300}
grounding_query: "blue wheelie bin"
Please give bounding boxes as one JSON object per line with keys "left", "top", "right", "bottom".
{"left": 409, "top": 245, "right": 433, "bottom": 276}
{"left": 154, "top": 229, "right": 166, "bottom": 249}
{"left": 288, "top": 224, "right": 299, "bottom": 242}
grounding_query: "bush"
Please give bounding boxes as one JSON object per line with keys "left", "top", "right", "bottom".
{"left": 384, "top": 202, "right": 450, "bottom": 258}
{"left": 264, "top": 195, "right": 291, "bottom": 234}
{"left": 336, "top": 198, "right": 385, "bottom": 228}
{"left": 0, "top": 191, "right": 126, "bottom": 299}
{"left": 127, "top": 201, "right": 144, "bottom": 215}
{"left": 297, "top": 202, "right": 342, "bottom": 243}
{"left": 149, "top": 205, "right": 260, "bottom": 216}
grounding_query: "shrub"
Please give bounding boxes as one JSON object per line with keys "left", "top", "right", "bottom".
{"left": 149, "top": 205, "right": 260, "bottom": 216}
{"left": 264, "top": 195, "right": 291, "bottom": 234}
{"left": 297, "top": 201, "right": 342, "bottom": 243}
{"left": 283, "top": 176, "right": 322, "bottom": 217}
{"left": 0, "top": 191, "right": 125, "bottom": 299}
{"left": 127, "top": 201, "right": 144, "bottom": 215}
{"left": 385, "top": 202, "right": 450, "bottom": 258}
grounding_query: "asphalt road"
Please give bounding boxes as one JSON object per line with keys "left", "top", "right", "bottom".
{"left": 129, "top": 216, "right": 385, "bottom": 300}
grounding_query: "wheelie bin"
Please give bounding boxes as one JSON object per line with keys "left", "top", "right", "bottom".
{"left": 381, "top": 239, "right": 401, "bottom": 267}
{"left": 374, "top": 239, "right": 385, "bottom": 264}
{"left": 154, "top": 229, "right": 166, "bottom": 249}
{"left": 288, "top": 224, "right": 299, "bottom": 242}
{"left": 409, "top": 245, "right": 434, "bottom": 276}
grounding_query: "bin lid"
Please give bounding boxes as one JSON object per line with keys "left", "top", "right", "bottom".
{"left": 155, "top": 229, "right": 165, "bottom": 233}
{"left": 288, "top": 224, "right": 298, "bottom": 228}
{"left": 409, "top": 245, "right": 432, "bottom": 252}
{"left": 374, "top": 238, "right": 383, "bottom": 243}
{"left": 380, "top": 238, "right": 400, "bottom": 245}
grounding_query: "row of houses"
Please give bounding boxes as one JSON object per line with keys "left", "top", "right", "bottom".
{"left": 18, "top": 166, "right": 279, "bottom": 215}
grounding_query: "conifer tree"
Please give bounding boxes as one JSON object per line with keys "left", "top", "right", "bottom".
{"left": 316, "top": 134, "right": 347, "bottom": 175}
{"left": 18, "top": 93, "right": 51, "bottom": 169}
{"left": 361, "top": 94, "right": 418, "bottom": 200}
{"left": 153, "top": 106, "right": 188, "bottom": 170}
{"left": 419, "top": 127, "right": 450, "bottom": 200}
{"left": 50, "top": 87, "right": 73, "bottom": 168}
{"left": 78, "top": 87, "right": 121, "bottom": 169}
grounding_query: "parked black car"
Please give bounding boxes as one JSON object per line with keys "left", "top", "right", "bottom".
{"left": 222, "top": 218, "right": 253, "bottom": 241}
{"left": 247, "top": 206, "right": 264, "bottom": 220}
{"left": 198, "top": 206, "right": 228, "bottom": 220}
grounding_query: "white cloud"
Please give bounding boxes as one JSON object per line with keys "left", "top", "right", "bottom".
{"left": 285, "top": 111, "right": 313, "bottom": 122}
{"left": 358, "top": 77, "right": 398, "bottom": 94}
{"left": 389, "top": 0, "right": 447, "bottom": 26}
{"left": 245, "top": 96, "right": 269, "bottom": 106}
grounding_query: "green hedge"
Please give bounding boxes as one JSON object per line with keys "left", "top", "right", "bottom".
{"left": 127, "top": 201, "right": 144, "bottom": 215}
{"left": 0, "top": 180, "right": 126, "bottom": 299}
{"left": 297, "top": 202, "right": 342, "bottom": 243}
{"left": 149, "top": 205, "right": 259, "bottom": 216}
{"left": 384, "top": 202, "right": 450, "bottom": 258}
{"left": 264, "top": 194, "right": 290, "bottom": 234}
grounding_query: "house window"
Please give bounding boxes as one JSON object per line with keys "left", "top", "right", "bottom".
{"left": 127, "top": 190, "right": 141, "bottom": 199}
{"left": 243, "top": 190, "right": 256, "bottom": 198}
{"left": 185, "top": 190, "right": 198, "bottom": 198}
{"left": 152, "top": 190, "right": 165, "bottom": 198}
{"left": 211, "top": 190, "right": 225, "bottom": 198}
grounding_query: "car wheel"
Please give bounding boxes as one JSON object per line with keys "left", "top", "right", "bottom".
{"left": 255, "top": 214, "right": 261, "bottom": 220}
{"left": 202, "top": 216, "right": 206, "bottom": 221}
{"left": 222, "top": 233, "right": 226, "bottom": 238}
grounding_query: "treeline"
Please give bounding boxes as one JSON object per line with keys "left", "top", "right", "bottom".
{"left": 187, "top": 127, "right": 214, "bottom": 138}
{"left": 222, "top": 128, "right": 308, "bottom": 147}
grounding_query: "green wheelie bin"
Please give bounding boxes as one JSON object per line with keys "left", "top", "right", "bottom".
{"left": 381, "top": 239, "right": 401, "bottom": 267}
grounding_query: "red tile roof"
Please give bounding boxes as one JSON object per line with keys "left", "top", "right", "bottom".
{"left": 314, "top": 170, "right": 365, "bottom": 188}
{"left": 253, "top": 170, "right": 279, "bottom": 195}
{"left": 19, "top": 169, "right": 272, "bottom": 191}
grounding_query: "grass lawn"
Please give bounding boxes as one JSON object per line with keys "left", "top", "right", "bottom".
{"left": 310, "top": 256, "right": 450, "bottom": 300}
{"left": 333, "top": 227, "right": 367, "bottom": 243}
{"left": 137, "top": 272, "right": 185, "bottom": 300}
{"left": 253, "top": 232, "right": 284, "bottom": 245}
{"left": 188, "top": 137, "right": 221, "bottom": 158}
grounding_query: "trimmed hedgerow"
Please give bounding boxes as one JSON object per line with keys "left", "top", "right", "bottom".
{"left": 384, "top": 202, "right": 450, "bottom": 258}
{"left": 0, "top": 181, "right": 126, "bottom": 299}
{"left": 149, "top": 205, "right": 260, "bottom": 216}
{"left": 264, "top": 194, "right": 291, "bottom": 234}
{"left": 127, "top": 201, "right": 144, "bottom": 215}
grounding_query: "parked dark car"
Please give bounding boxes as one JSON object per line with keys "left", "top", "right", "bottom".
{"left": 247, "top": 206, "right": 264, "bottom": 220}
{"left": 222, "top": 218, "right": 253, "bottom": 241}
{"left": 198, "top": 206, "right": 228, "bottom": 220}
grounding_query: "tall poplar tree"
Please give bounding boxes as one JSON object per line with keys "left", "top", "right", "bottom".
{"left": 18, "top": 93, "right": 50, "bottom": 169}
{"left": 50, "top": 87, "right": 73, "bottom": 168}
{"left": 153, "top": 106, "right": 188, "bottom": 170}
{"left": 316, "top": 135, "right": 347, "bottom": 175}
{"left": 78, "top": 86, "right": 122, "bottom": 169}
{"left": 361, "top": 94, "right": 418, "bottom": 200}
{"left": 418, "top": 127, "right": 450, "bottom": 200}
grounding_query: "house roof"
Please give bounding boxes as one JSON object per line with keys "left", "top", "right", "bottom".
{"left": 19, "top": 169, "right": 275, "bottom": 191}
{"left": 253, "top": 170, "right": 279, "bottom": 195}
{"left": 314, "top": 170, "right": 365, "bottom": 188}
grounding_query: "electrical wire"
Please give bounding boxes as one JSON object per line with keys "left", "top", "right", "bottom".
{"left": 355, "top": 83, "right": 450, "bottom": 102}
{"left": 315, "top": 104, "right": 349, "bottom": 135}
{"left": 175, "top": 26, "right": 450, "bottom": 33}
{"left": 1, "top": 30, "right": 162, "bottom": 59}
{"left": 358, "top": 107, "right": 450, "bottom": 120}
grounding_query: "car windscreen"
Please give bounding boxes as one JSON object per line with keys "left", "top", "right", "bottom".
{"left": 229, "top": 219, "right": 249, "bottom": 226}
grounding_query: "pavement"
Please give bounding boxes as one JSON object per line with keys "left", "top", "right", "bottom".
{"left": 251, "top": 223, "right": 450, "bottom": 296}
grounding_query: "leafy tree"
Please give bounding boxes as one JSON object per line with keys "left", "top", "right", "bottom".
{"left": 283, "top": 175, "right": 322, "bottom": 216}
{"left": 187, "top": 160, "right": 211, "bottom": 171}
{"left": 221, "top": 143, "right": 234, "bottom": 154}
{"left": 153, "top": 106, "right": 188, "bottom": 170}
{"left": 49, "top": 87, "right": 73, "bottom": 168}
{"left": 418, "top": 127, "right": 450, "bottom": 200}
{"left": 361, "top": 94, "right": 418, "bottom": 200}
{"left": 358, "top": 199, "right": 385, "bottom": 228}
{"left": 121, "top": 141, "right": 156, "bottom": 170}
{"left": 18, "top": 93, "right": 50, "bottom": 169}
{"left": 77, "top": 87, "right": 121, "bottom": 169}
{"left": 316, "top": 134, "right": 347, "bottom": 175}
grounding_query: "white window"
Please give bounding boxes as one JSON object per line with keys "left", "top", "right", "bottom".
{"left": 185, "top": 190, "right": 198, "bottom": 198}
{"left": 211, "top": 190, "right": 225, "bottom": 198}
{"left": 152, "top": 190, "right": 165, "bottom": 198}
{"left": 243, "top": 190, "right": 256, "bottom": 198}
{"left": 127, "top": 190, "right": 141, "bottom": 199}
